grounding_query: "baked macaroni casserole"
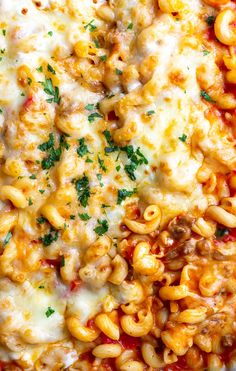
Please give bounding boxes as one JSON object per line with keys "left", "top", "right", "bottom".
{"left": 0, "top": 0, "right": 236, "bottom": 369}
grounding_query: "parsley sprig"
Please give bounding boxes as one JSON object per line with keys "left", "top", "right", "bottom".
{"left": 38, "top": 133, "right": 69, "bottom": 170}
{"left": 40, "top": 229, "right": 59, "bottom": 246}
{"left": 77, "top": 138, "right": 90, "bottom": 157}
{"left": 40, "top": 78, "right": 61, "bottom": 104}
{"left": 74, "top": 175, "right": 91, "bottom": 207}
{"left": 117, "top": 188, "right": 137, "bottom": 205}
{"left": 94, "top": 219, "right": 109, "bottom": 236}
{"left": 121, "top": 146, "right": 148, "bottom": 181}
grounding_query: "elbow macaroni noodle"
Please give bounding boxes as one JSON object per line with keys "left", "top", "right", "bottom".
{"left": 0, "top": 0, "right": 235, "bottom": 369}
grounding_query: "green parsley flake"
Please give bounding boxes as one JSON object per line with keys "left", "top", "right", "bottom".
{"left": 205, "top": 16, "right": 215, "bottom": 27}
{"left": 122, "top": 146, "right": 148, "bottom": 181}
{"left": 48, "top": 31, "right": 53, "bottom": 36}
{"left": 200, "top": 90, "right": 216, "bottom": 103}
{"left": 115, "top": 68, "right": 123, "bottom": 75}
{"left": 3, "top": 231, "right": 12, "bottom": 246}
{"left": 36, "top": 66, "right": 43, "bottom": 73}
{"left": 70, "top": 215, "right": 75, "bottom": 220}
{"left": 94, "top": 219, "right": 109, "bottom": 236}
{"left": 36, "top": 216, "right": 47, "bottom": 224}
{"left": 88, "top": 112, "right": 103, "bottom": 123}
{"left": 85, "top": 103, "right": 95, "bottom": 111}
{"left": 29, "top": 174, "right": 36, "bottom": 179}
{"left": 40, "top": 229, "right": 59, "bottom": 246}
{"left": 215, "top": 227, "right": 229, "bottom": 238}
{"left": 98, "top": 155, "right": 107, "bottom": 172}
{"left": 28, "top": 198, "right": 33, "bottom": 206}
{"left": 40, "top": 78, "right": 60, "bottom": 104}
{"left": 97, "top": 173, "right": 104, "bottom": 187}
{"left": 117, "top": 188, "right": 137, "bottom": 205}
{"left": 100, "top": 55, "right": 107, "bottom": 62}
{"left": 127, "top": 23, "right": 133, "bottom": 30}
{"left": 38, "top": 285, "right": 45, "bottom": 289}
{"left": 47, "top": 64, "right": 56, "bottom": 75}
{"left": 203, "top": 50, "right": 210, "bottom": 56}
{"left": 45, "top": 306, "right": 55, "bottom": 317}
{"left": 2, "top": 30, "right": 6, "bottom": 36}
{"left": 84, "top": 20, "right": 97, "bottom": 32}
{"left": 78, "top": 213, "right": 91, "bottom": 221}
{"left": 74, "top": 175, "right": 90, "bottom": 207}
{"left": 38, "top": 133, "right": 69, "bottom": 170}
{"left": 147, "top": 110, "right": 155, "bottom": 116}
{"left": 178, "top": 134, "right": 187, "bottom": 143}
{"left": 94, "top": 39, "right": 100, "bottom": 48}
{"left": 39, "top": 189, "right": 45, "bottom": 194}
{"left": 61, "top": 255, "right": 65, "bottom": 267}
{"left": 103, "top": 130, "right": 118, "bottom": 154}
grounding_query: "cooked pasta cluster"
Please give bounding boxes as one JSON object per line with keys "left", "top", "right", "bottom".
{"left": 0, "top": 0, "right": 236, "bottom": 370}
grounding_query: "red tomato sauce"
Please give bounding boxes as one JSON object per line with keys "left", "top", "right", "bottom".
{"left": 163, "top": 356, "right": 192, "bottom": 371}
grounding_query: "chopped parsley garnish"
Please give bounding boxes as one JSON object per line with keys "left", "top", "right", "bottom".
{"left": 85, "top": 103, "right": 95, "bottom": 111}
{"left": 203, "top": 50, "right": 210, "bottom": 56}
{"left": 3, "top": 231, "right": 12, "bottom": 246}
{"left": 77, "top": 138, "right": 90, "bottom": 157}
{"left": 215, "top": 226, "right": 229, "bottom": 238}
{"left": 88, "top": 112, "right": 103, "bottom": 123}
{"left": 200, "top": 90, "right": 216, "bottom": 103}
{"left": 94, "top": 39, "right": 100, "bottom": 48}
{"left": 97, "top": 173, "right": 104, "bottom": 187}
{"left": 27, "top": 77, "right": 32, "bottom": 85}
{"left": 78, "top": 213, "right": 91, "bottom": 221}
{"left": 38, "top": 133, "right": 68, "bottom": 170}
{"left": 47, "top": 64, "right": 56, "bottom": 75}
{"left": 36, "top": 66, "right": 43, "bottom": 73}
{"left": 29, "top": 174, "right": 36, "bottom": 179}
{"left": 101, "top": 204, "right": 110, "bottom": 209}
{"left": 122, "top": 146, "right": 148, "bottom": 181}
{"left": 127, "top": 23, "right": 133, "bottom": 30}
{"left": 38, "top": 133, "right": 54, "bottom": 151}
{"left": 103, "top": 130, "right": 118, "bottom": 154}
{"left": 70, "top": 215, "right": 75, "bottom": 220}
{"left": 0, "top": 109, "right": 3, "bottom": 114}
{"left": 74, "top": 175, "right": 90, "bottom": 207}
{"left": 61, "top": 255, "right": 65, "bottom": 267}
{"left": 48, "top": 31, "right": 53, "bottom": 36}
{"left": 39, "top": 189, "right": 45, "bottom": 194}
{"left": 59, "top": 134, "right": 70, "bottom": 150}
{"left": 36, "top": 216, "right": 47, "bottom": 224}
{"left": 100, "top": 55, "right": 107, "bottom": 62}
{"left": 84, "top": 19, "right": 97, "bottom": 32}
{"left": 21, "top": 92, "right": 25, "bottom": 96}
{"left": 38, "top": 285, "right": 45, "bottom": 289}
{"left": 98, "top": 155, "right": 107, "bottom": 172}
{"left": 147, "top": 110, "right": 155, "bottom": 116}
{"left": 86, "top": 157, "right": 93, "bottom": 163}
{"left": 116, "top": 165, "right": 121, "bottom": 172}
{"left": 28, "top": 198, "right": 33, "bottom": 206}
{"left": 94, "top": 219, "right": 109, "bottom": 236}
{"left": 2, "top": 30, "right": 6, "bottom": 36}
{"left": 45, "top": 306, "right": 55, "bottom": 317}
{"left": 178, "top": 134, "right": 187, "bottom": 143}
{"left": 40, "top": 229, "right": 59, "bottom": 246}
{"left": 115, "top": 68, "right": 123, "bottom": 75}
{"left": 117, "top": 188, "right": 137, "bottom": 205}
{"left": 40, "top": 78, "right": 61, "bottom": 104}
{"left": 205, "top": 16, "right": 215, "bottom": 27}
